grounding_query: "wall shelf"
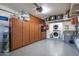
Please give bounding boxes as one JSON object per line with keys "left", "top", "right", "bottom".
{"left": 46, "top": 18, "right": 71, "bottom": 23}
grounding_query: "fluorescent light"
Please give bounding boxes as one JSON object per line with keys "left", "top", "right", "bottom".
{"left": 42, "top": 6, "right": 50, "bottom": 14}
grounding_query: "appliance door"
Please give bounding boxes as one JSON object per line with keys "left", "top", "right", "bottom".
{"left": 2, "top": 26, "right": 9, "bottom": 52}
{"left": 0, "top": 26, "right": 3, "bottom": 52}
{"left": 53, "top": 31, "right": 59, "bottom": 38}
{"left": 0, "top": 20, "right": 9, "bottom": 53}
{"left": 53, "top": 25, "right": 58, "bottom": 30}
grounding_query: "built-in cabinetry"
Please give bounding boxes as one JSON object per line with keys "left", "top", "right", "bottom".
{"left": 9, "top": 15, "right": 46, "bottom": 51}
{"left": 23, "top": 21, "right": 30, "bottom": 46}
{"left": 10, "top": 18, "right": 23, "bottom": 50}
{"left": 34, "top": 23, "right": 39, "bottom": 41}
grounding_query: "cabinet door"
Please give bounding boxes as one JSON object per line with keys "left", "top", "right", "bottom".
{"left": 41, "top": 32, "right": 46, "bottom": 39}
{"left": 38, "top": 24, "right": 42, "bottom": 40}
{"left": 10, "top": 19, "right": 23, "bottom": 50}
{"left": 38, "top": 24, "right": 46, "bottom": 40}
{"left": 34, "top": 23, "right": 39, "bottom": 41}
{"left": 23, "top": 21, "right": 30, "bottom": 46}
{"left": 17, "top": 20, "right": 23, "bottom": 48}
{"left": 10, "top": 19, "right": 18, "bottom": 50}
{"left": 9, "top": 19, "right": 14, "bottom": 50}
{"left": 29, "top": 23, "right": 35, "bottom": 43}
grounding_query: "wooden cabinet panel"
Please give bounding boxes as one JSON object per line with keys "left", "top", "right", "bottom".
{"left": 10, "top": 19, "right": 23, "bottom": 50}
{"left": 17, "top": 20, "right": 23, "bottom": 48}
{"left": 38, "top": 24, "right": 46, "bottom": 40}
{"left": 34, "top": 23, "right": 39, "bottom": 41}
{"left": 10, "top": 19, "right": 18, "bottom": 50}
{"left": 29, "top": 23, "right": 35, "bottom": 43}
{"left": 38, "top": 24, "right": 42, "bottom": 40}
{"left": 44, "top": 32, "right": 46, "bottom": 39}
{"left": 23, "top": 21, "right": 30, "bottom": 46}
{"left": 41, "top": 32, "right": 46, "bottom": 39}
{"left": 10, "top": 15, "right": 46, "bottom": 51}
{"left": 9, "top": 19, "right": 14, "bottom": 50}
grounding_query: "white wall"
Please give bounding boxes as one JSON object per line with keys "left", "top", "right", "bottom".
{"left": 46, "top": 22, "right": 63, "bottom": 38}
{"left": 62, "top": 21, "right": 76, "bottom": 31}
{"left": 0, "top": 5, "right": 18, "bottom": 18}
{"left": 46, "top": 21, "right": 75, "bottom": 39}
{"left": 0, "top": 5, "right": 17, "bottom": 52}
{"left": 0, "top": 5, "right": 19, "bottom": 30}
{"left": 46, "top": 23, "right": 53, "bottom": 38}
{"left": 0, "top": 10, "right": 12, "bottom": 17}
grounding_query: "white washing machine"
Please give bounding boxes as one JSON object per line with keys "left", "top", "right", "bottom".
{"left": 52, "top": 30, "right": 60, "bottom": 39}
{"left": 53, "top": 24, "right": 59, "bottom": 30}
{"left": 47, "top": 23, "right": 63, "bottom": 39}
{"left": 53, "top": 24, "right": 60, "bottom": 39}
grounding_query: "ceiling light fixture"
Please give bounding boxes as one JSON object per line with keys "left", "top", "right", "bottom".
{"left": 33, "top": 3, "right": 43, "bottom": 13}
{"left": 41, "top": 6, "right": 50, "bottom": 14}
{"left": 33, "top": 3, "right": 50, "bottom": 14}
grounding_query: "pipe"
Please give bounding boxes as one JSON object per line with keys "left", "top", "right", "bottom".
{"left": 33, "top": 3, "right": 40, "bottom": 7}
{"left": 0, "top": 8, "right": 16, "bottom": 15}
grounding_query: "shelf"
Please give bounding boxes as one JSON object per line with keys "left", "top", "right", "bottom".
{"left": 46, "top": 18, "right": 71, "bottom": 23}
{"left": 71, "top": 9, "right": 79, "bottom": 15}
{"left": 64, "top": 30, "right": 76, "bottom": 32}
{"left": 74, "top": 9, "right": 79, "bottom": 12}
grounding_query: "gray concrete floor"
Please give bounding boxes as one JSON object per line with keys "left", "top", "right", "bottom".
{"left": 0, "top": 39, "right": 79, "bottom": 56}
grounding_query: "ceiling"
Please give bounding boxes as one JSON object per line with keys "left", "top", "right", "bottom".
{"left": 0, "top": 3, "right": 71, "bottom": 19}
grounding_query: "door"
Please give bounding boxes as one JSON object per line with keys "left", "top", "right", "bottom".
{"left": 34, "top": 23, "right": 39, "bottom": 41}
{"left": 41, "top": 32, "right": 46, "bottom": 39}
{"left": 29, "top": 23, "right": 35, "bottom": 43}
{"left": 10, "top": 19, "right": 23, "bottom": 50}
{"left": 38, "top": 24, "right": 42, "bottom": 40}
{"left": 23, "top": 21, "right": 30, "bottom": 46}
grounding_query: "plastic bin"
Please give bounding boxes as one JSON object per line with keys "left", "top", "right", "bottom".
{"left": 64, "top": 31, "right": 74, "bottom": 44}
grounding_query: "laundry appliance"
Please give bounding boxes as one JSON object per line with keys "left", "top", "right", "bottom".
{"left": 47, "top": 23, "right": 63, "bottom": 39}
{"left": 52, "top": 24, "right": 61, "bottom": 39}
{"left": 0, "top": 16, "right": 9, "bottom": 53}
{"left": 52, "top": 30, "right": 60, "bottom": 39}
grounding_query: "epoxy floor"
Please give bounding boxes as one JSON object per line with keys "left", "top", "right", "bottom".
{"left": 0, "top": 39, "right": 79, "bottom": 56}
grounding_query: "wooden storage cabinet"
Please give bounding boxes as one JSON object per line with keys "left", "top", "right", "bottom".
{"left": 10, "top": 18, "right": 23, "bottom": 51}
{"left": 34, "top": 23, "right": 39, "bottom": 41}
{"left": 17, "top": 20, "right": 23, "bottom": 48}
{"left": 29, "top": 23, "right": 35, "bottom": 43}
{"left": 10, "top": 15, "right": 46, "bottom": 51}
{"left": 38, "top": 24, "right": 42, "bottom": 40}
{"left": 22, "top": 21, "right": 30, "bottom": 46}
{"left": 41, "top": 32, "right": 46, "bottom": 39}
